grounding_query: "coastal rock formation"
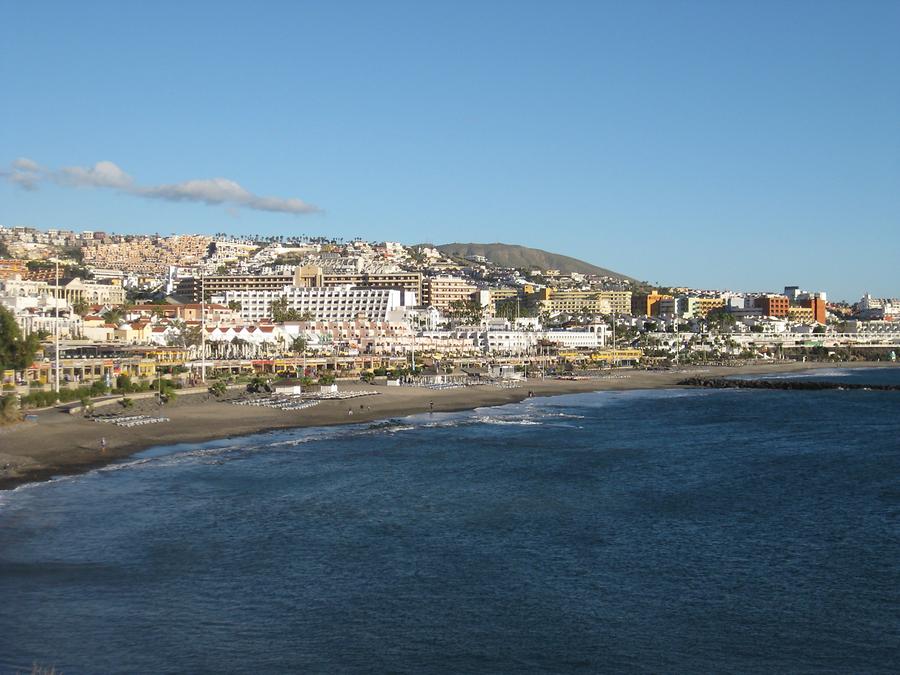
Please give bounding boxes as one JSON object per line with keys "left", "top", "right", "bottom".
{"left": 678, "top": 377, "right": 900, "bottom": 391}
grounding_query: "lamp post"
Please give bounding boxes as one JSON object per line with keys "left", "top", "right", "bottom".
{"left": 54, "top": 259, "right": 60, "bottom": 398}
{"left": 611, "top": 309, "right": 617, "bottom": 369}
{"left": 200, "top": 271, "right": 206, "bottom": 383}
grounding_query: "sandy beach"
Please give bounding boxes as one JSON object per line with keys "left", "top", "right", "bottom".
{"left": 0, "top": 361, "right": 891, "bottom": 491}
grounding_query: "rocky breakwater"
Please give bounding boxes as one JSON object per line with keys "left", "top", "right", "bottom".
{"left": 677, "top": 377, "right": 900, "bottom": 391}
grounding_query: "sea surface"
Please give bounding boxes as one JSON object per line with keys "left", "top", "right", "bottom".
{"left": 1, "top": 368, "right": 899, "bottom": 673}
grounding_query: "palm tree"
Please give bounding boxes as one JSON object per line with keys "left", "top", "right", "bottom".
{"left": 71, "top": 299, "right": 90, "bottom": 316}
{"left": 102, "top": 307, "right": 125, "bottom": 325}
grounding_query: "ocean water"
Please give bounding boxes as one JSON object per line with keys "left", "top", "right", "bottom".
{"left": 1, "top": 369, "right": 899, "bottom": 673}
{"left": 731, "top": 365, "right": 900, "bottom": 385}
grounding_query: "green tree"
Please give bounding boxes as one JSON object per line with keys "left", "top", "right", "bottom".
{"left": 71, "top": 299, "right": 90, "bottom": 316}
{"left": 271, "top": 296, "right": 311, "bottom": 322}
{"left": 0, "top": 306, "right": 41, "bottom": 371}
{"left": 290, "top": 335, "right": 307, "bottom": 355}
{"left": 0, "top": 240, "right": 10, "bottom": 258}
{"left": 59, "top": 245, "right": 84, "bottom": 263}
{"left": 448, "top": 299, "right": 486, "bottom": 325}
{"left": 102, "top": 307, "right": 126, "bottom": 325}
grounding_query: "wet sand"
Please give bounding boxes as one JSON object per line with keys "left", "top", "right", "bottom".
{"left": 0, "top": 362, "right": 890, "bottom": 491}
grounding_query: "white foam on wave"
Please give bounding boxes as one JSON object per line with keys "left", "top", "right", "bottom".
{"left": 473, "top": 415, "right": 542, "bottom": 426}
{"left": 741, "top": 368, "right": 852, "bottom": 380}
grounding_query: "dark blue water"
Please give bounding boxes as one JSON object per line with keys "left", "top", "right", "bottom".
{"left": 731, "top": 365, "right": 900, "bottom": 385}
{"left": 2, "top": 369, "right": 899, "bottom": 673}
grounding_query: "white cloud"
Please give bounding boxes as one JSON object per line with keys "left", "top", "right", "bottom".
{"left": 12, "top": 157, "right": 42, "bottom": 172}
{"left": 138, "top": 177, "right": 319, "bottom": 214}
{"left": 8, "top": 170, "right": 42, "bottom": 191}
{"left": 57, "top": 160, "right": 134, "bottom": 189}
{"left": 140, "top": 177, "right": 252, "bottom": 205}
{"left": 2, "top": 158, "right": 320, "bottom": 215}
{"left": 2, "top": 156, "right": 45, "bottom": 190}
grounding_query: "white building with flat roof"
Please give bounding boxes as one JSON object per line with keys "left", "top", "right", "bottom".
{"left": 223, "top": 285, "right": 416, "bottom": 323}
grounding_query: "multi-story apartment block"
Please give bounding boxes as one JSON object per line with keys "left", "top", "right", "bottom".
{"left": 531, "top": 288, "right": 631, "bottom": 315}
{"left": 185, "top": 266, "right": 422, "bottom": 302}
{"left": 631, "top": 292, "right": 672, "bottom": 317}
{"left": 693, "top": 297, "right": 726, "bottom": 317}
{"left": 756, "top": 294, "right": 791, "bottom": 318}
{"left": 223, "top": 286, "right": 415, "bottom": 323}
{"left": 422, "top": 276, "right": 478, "bottom": 311}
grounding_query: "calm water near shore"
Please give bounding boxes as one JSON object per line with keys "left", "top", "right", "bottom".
{"left": 1, "top": 368, "right": 899, "bottom": 673}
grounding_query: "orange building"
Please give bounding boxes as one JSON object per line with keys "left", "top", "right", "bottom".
{"left": 631, "top": 292, "right": 672, "bottom": 317}
{"left": 800, "top": 297, "right": 827, "bottom": 324}
{"left": 756, "top": 295, "right": 790, "bottom": 317}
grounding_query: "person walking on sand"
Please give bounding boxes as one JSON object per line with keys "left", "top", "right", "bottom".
{"left": 100, "top": 437, "right": 107, "bottom": 452}
{"left": 429, "top": 400, "right": 434, "bottom": 413}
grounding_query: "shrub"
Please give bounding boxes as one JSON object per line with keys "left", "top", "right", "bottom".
{"left": 119, "top": 397, "right": 134, "bottom": 409}
{"left": 20, "top": 390, "right": 56, "bottom": 408}
{"left": 208, "top": 380, "right": 227, "bottom": 397}
{"left": 1, "top": 394, "right": 20, "bottom": 425}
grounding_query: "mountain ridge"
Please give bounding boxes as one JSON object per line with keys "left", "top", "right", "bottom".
{"left": 427, "top": 242, "right": 631, "bottom": 280}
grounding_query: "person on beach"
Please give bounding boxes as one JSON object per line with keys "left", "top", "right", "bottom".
{"left": 100, "top": 437, "right": 107, "bottom": 452}
{"left": 429, "top": 401, "right": 434, "bottom": 413}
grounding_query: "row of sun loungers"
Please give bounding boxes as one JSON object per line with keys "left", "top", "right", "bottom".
{"left": 316, "top": 390, "right": 380, "bottom": 400}
{"left": 231, "top": 397, "right": 322, "bottom": 411}
{"left": 93, "top": 415, "right": 171, "bottom": 427}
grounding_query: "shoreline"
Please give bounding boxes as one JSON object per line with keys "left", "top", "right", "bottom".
{"left": 1, "top": 361, "right": 896, "bottom": 493}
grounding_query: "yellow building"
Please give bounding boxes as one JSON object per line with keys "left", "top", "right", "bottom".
{"left": 788, "top": 306, "right": 815, "bottom": 322}
{"left": 422, "top": 276, "right": 478, "bottom": 310}
{"left": 531, "top": 288, "right": 632, "bottom": 315}
{"left": 489, "top": 287, "right": 519, "bottom": 303}
{"left": 590, "top": 348, "right": 643, "bottom": 363}
{"left": 693, "top": 297, "right": 726, "bottom": 318}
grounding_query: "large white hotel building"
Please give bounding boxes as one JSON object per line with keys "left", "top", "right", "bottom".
{"left": 222, "top": 285, "right": 417, "bottom": 323}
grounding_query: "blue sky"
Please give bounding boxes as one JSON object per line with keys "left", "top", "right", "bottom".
{"left": 2, "top": 1, "right": 898, "bottom": 301}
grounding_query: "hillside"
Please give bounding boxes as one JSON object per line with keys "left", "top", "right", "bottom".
{"left": 432, "top": 243, "right": 631, "bottom": 280}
